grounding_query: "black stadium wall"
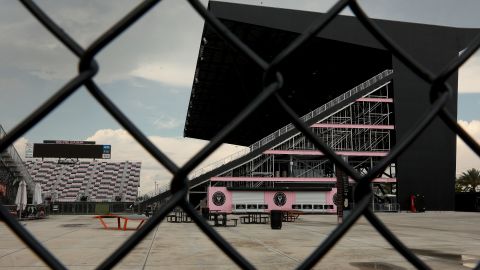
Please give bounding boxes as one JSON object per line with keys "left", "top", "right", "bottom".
{"left": 184, "top": 1, "right": 479, "bottom": 210}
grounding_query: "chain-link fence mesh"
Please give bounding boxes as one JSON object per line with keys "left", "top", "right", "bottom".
{"left": 1, "top": 0, "right": 480, "bottom": 269}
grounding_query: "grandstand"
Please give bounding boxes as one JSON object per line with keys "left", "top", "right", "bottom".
{"left": 202, "top": 70, "right": 394, "bottom": 214}
{"left": 25, "top": 160, "right": 141, "bottom": 202}
{"left": 23, "top": 140, "right": 141, "bottom": 203}
{"left": 144, "top": 2, "right": 478, "bottom": 211}
{"left": 1, "top": 129, "right": 141, "bottom": 204}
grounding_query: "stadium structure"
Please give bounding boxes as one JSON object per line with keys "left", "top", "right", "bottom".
{"left": 24, "top": 140, "right": 141, "bottom": 203}
{"left": 25, "top": 160, "right": 141, "bottom": 202}
{"left": 203, "top": 71, "right": 393, "bottom": 214}
{"left": 0, "top": 125, "right": 35, "bottom": 204}
{"left": 145, "top": 2, "right": 479, "bottom": 212}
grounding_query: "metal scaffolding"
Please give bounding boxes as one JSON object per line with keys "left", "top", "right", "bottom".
{"left": 214, "top": 81, "right": 397, "bottom": 204}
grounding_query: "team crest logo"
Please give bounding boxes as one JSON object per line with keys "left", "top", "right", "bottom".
{"left": 212, "top": 191, "right": 226, "bottom": 206}
{"left": 273, "top": 192, "right": 287, "bottom": 206}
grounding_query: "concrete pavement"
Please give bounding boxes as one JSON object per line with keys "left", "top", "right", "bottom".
{"left": 0, "top": 212, "right": 479, "bottom": 269}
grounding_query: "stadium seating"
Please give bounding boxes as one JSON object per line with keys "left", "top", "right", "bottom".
{"left": 25, "top": 160, "right": 140, "bottom": 202}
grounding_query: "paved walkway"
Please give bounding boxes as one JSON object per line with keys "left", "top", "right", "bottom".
{"left": 0, "top": 212, "right": 479, "bottom": 269}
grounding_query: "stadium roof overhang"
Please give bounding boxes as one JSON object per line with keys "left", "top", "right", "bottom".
{"left": 184, "top": 1, "right": 478, "bottom": 146}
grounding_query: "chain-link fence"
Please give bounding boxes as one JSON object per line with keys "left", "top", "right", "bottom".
{"left": 1, "top": 0, "right": 480, "bottom": 269}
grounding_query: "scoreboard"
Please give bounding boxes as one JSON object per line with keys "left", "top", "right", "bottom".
{"left": 26, "top": 140, "right": 111, "bottom": 159}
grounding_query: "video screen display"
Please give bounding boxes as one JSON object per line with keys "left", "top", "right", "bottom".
{"left": 32, "top": 143, "right": 111, "bottom": 159}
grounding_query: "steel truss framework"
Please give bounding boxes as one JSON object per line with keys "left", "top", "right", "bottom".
{"left": 213, "top": 82, "right": 396, "bottom": 202}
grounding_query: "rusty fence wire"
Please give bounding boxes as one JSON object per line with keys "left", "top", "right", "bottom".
{"left": 1, "top": 0, "right": 480, "bottom": 269}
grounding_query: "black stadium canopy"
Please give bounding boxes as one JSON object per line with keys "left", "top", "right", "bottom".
{"left": 183, "top": 1, "right": 479, "bottom": 210}
{"left": 184, "top": 1, "right": 477, "bottom": 147}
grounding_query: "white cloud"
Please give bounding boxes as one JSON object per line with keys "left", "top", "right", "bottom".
{"left": 132, "top": 99, "right": 156, "bottom": 111}
{"left": 0, "top": 0, "right": 203, "bottom": 87}
{"left": 3, "top": 0, "right": 479, "bottom": 92}
{"left": 13, "top": 137, "right": 29, "bottom": 160}
{"left": 459, "top": 56, "right": 480, "bottom": 93}
{"left": 456, "top": 120, "right": 480, "bottom": 175}
{"left": 130, "top": 62, "right": 195, "bottom": 88}
{"left": 153, "top": 115, "right": 181, "bottom": 130}
{"left": 86, "top": 128, "right": 248, "bottom": 194}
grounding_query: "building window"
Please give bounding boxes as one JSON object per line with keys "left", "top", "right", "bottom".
{"left": 292, "top": 204, "right": 301, "bottom": 209}
{"left": 235, "top": 204, "right": 246, "bottom": 210}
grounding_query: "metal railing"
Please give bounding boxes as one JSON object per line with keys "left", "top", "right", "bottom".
{"left": 0, "top": 1, "right": 479, "bottom": 270}
{"left": 251, "top": 70, "right": 392, "bottom": 152}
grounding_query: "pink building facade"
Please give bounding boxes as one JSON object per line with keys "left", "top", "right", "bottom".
{"left": 208, "top": 186, "right": 337, "bottom": 214}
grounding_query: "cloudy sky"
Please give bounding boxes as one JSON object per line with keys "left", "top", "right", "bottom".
{"left": 1, "top": 0, "right": 480, "bottom": 195}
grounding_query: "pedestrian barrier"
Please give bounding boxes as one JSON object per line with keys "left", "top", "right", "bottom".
{"left": 0, "top": 1, "right": 479, "bottom": 269}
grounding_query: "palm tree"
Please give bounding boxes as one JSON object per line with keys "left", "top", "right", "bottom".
{"left": 456, "top": 168, "right": 480, "bottom": 192}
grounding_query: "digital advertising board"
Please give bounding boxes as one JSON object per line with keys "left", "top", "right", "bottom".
{"left": 28, "top": 140, "right": 111, "bottom": 159}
